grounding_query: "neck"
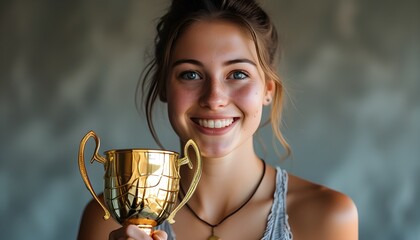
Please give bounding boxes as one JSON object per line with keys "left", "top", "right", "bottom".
{"left": 180, "top": 148, "right": 265, "bottom": 224}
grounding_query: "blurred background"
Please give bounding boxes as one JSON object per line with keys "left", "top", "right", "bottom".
{"left": 1, "top": 0, "right": 419, "bottom": 239}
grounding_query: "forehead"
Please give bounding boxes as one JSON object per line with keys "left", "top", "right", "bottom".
{"left": 171, "top": 20, "right": 258, "bottom": 62}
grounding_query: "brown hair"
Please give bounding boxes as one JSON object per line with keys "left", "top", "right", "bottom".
{"left": 138, "top": 0, "right": 290, "bottom": 157}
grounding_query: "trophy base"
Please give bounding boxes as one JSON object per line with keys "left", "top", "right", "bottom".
{"left": 124, "top": 219, "right": 157, "bottom": 236}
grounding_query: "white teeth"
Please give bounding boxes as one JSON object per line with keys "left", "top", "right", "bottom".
{"left": 198, "top": 119, "right": 234, "bottom": 129}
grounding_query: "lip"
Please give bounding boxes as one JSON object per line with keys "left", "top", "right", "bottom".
{"left": 191, "top": 117, "right": 239, "bottom": 135}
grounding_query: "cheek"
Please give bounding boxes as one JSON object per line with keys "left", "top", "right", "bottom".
{"left": 166, "top": 86, "right": 195, "bottom": 120}
{"left": 234, "top": 84, "right": 264, "bottom": 113}
{"left": 167, "top": 95, "right": 186, "bottom": 135}
{"left": 167, "top": 94, "right": 185, "bottom": 116}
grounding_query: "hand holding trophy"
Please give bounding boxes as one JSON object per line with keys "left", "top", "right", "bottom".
{"left": 78, "top": 130, "right": 202, "bottom": 235}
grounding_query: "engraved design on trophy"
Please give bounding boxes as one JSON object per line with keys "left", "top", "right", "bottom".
{"left": 78, "top": 130, "right": 202, "bottom": 235}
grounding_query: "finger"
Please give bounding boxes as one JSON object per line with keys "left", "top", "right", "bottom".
{"left": 109, "top": 225, "right": 152, "bottom": 240}
{"left": 151, "top": 230, "right": 168, "bottom": 240}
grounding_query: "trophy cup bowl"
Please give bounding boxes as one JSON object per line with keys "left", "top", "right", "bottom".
{"left": 78, "top": 130, "right": 202, "bottom": 235}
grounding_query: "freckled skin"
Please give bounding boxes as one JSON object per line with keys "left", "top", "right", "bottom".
{"left": 166, "top": 20, "right": 274, "bottom": 158}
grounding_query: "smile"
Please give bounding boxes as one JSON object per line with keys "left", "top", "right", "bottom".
{"left": 198, "top": 118, "right": 234, "bottom": 129}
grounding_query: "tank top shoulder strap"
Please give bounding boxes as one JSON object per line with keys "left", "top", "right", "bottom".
{"left": 261, "top": 167, "right": 293, "bottom": 239}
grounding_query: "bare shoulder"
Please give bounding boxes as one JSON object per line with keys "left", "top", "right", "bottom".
{"left": 77, "top": 194, "right": 120, "bottom": 240}
{"left": 287, "top": 174, "right": 358, "bottom": 240}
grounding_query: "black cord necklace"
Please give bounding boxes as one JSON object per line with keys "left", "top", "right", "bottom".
{"left": 180, "top": 160, "right": 266, "bottom": 240}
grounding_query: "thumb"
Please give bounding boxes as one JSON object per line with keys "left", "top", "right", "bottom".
{"left": 151, "top": 230, "right": 168, "bottom": 240}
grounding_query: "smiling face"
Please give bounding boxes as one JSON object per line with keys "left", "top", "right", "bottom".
{"left": 166, "top": 20, "right": 274, "bottom": 158}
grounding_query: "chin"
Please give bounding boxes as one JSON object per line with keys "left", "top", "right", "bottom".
{"left": 199, "top": 147, "right": 231, "bottom": 159}
{"left": 184, "top": 137, "right": 236, "bottom": 158}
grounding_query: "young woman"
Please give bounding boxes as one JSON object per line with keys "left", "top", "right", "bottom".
{"left": 78, "top": 0, "right": 358, "bottom": 239}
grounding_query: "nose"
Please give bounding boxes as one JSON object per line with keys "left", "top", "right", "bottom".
{"left": 199, "top": 79, "right": 228, "bottom": 109}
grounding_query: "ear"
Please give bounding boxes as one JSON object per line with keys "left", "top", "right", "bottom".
{"left": 263, "top": 79, "right": 275, "bottom": 106}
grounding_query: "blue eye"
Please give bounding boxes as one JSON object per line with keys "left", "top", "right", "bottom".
{"left": 229, "top": 71, "right": 248, "bottom": 80}
{"left": 180, "top": 71, "right": 201, "bottom": 80}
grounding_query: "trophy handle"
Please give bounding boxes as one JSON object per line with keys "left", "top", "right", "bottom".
{"left": 78, "top": 130, "right": 110, "bottom": 220}
{"left": 167, "top": 139, "right": 202, "bottom": 224}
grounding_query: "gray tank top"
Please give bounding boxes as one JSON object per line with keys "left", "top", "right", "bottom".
{"left": 156, "top": 167, "right": 293, "bottom": 239}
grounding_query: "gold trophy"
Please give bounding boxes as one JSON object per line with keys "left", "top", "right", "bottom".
{"left": 78, "top": 130, "right": 202, "bottom": 235}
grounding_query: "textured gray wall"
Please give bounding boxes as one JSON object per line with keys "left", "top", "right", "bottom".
{"left": 1, "top": 0, "right": 419, "bottom": 239}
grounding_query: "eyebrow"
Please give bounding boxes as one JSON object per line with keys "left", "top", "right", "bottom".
{"left": 225, "top": 58, "right": 257, "bottom": 67}
{"left": 172, "top": 59, "right": 203, "bottom": 68}
{"left": 171, "top": 58, "right": 257, "bottom": 68}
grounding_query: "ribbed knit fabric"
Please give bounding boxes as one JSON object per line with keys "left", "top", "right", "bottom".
{"left": 261, "top": 167, "right": 293, "bottom": 239}
{"left": 156, "top": 167, "right": 293, "bottom": 239}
